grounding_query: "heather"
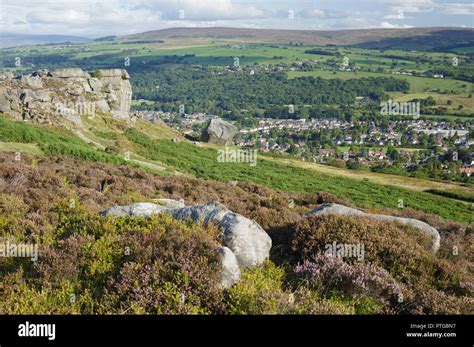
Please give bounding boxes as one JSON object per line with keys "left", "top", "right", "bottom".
{"left": 1, "top": 202, "right": 225, "bottom": 314}
{"left": 0, "top": 153, "right": 472, "bottom": 314}
{"left": 284, "top": 214, "right": 474, "bottom": 314}
{"left": 293, "top": 256, "right": 402, "bottom": 313}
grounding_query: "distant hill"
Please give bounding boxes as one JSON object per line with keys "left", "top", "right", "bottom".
{"left": 0, "top": 33, "right": 91, "bottom": 48}
{"left": 122, "top": 26, "right": 474, "bottom": 51}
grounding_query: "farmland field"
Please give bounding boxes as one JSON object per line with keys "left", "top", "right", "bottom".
{"left": 288, "top": 70, "right": 473, "bottom": 94}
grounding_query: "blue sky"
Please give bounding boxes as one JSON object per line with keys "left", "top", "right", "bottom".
{"left": 1, "top": 0, "right": 473, "bottom": 37}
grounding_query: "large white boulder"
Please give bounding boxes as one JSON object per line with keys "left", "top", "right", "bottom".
{"left": 305, "top": 203, "right": 441, "bottom": 253}
{"left": 171, "top": 201, "right": 272, "bottom": 268}
{"left": 100, "top": 200, "right": 271, "bottom": 287}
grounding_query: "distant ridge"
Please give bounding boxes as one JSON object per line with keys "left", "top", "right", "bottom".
{"left": 0, "top": 33, "right": 91, "bottom": 48}
{"left": 121, "top": 26, "right": 474, "bottom": 50}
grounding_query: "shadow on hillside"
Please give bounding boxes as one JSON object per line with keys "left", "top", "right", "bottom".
{"left": 349, "top": 29, "right": 474, "bottom": 51}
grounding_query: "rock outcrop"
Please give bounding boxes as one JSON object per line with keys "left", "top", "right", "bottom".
{"left": 0, "top": 68, "right": 132, "bottom": 124}
{"left": 100, "top": 200, "right": 272, "bottom": 288}
{"left": 201, "top": 118, "right": 237, "bottom": 145}
{"left": 305, "top": 203, "right": 441, "bottom": 253}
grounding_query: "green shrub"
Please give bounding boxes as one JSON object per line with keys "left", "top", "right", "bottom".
{"left": 91, "top": 69, "right": 102, "bottom": 78}
{"left": 225, "top": 261, "right": 357, "bottom": 314}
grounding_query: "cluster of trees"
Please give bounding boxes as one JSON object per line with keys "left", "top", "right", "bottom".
{"left": 132, "top": 65, "right": 409, "bottom": 122}
{"left": 372, "top": 149, "right": 473, "bottom": 183}
{"left": 427, "top": 64, "right": 474, "bottom": 83}
{"left": 304, "top": 49, "right": 338, "bottom": 56}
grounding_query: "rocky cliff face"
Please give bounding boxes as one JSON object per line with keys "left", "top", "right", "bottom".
{"left": 0, "top": 68, "right": 132, "bottom": 125}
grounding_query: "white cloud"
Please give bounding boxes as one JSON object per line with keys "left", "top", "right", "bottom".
{"left": 379, "top": 21, "right": 414, "bottom": 28}
{"left": 25, "top": 9, "right": 91, "bottom": 25}
{"left": 384, "top": 13, "right": 407, "bottom": 19}
{"left": 135, "top": 0, "right": 265, "bottom": 20}
{"left": 443, "top": 3, "right": 474, "bottom": 15}
{"left": 306, "top": 9, "right": 326, "bottom": 18}
{"left": 383, "top": 0, "right": 437, "bottom": 13}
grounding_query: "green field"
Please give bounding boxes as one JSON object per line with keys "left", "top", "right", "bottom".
{"left": 390, "top": 92, "right": 474, "bottom": 117}
{"left": 288, "top": 70, "right": 473, "bottom": 94}
{"left": 2, "top": 39, "right": 468, "bottom": 72}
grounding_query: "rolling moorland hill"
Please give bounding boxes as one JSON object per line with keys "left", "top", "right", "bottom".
{"left": 0, "top": 66, "right": 473, "bottom": 314}
{"left": 121, "top": 27, "right": 474, "bottom": 50}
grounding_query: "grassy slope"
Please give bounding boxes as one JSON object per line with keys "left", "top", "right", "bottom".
{"left": 124, "top": 129, "right": 472, "bottom": 223}
{"left": 0, "top": 142, "right": 43, "bottom": 155}
{"left": 264, "top": 155, "right": 474, "bottom": 196}
{"left": 1, "top": 114, "right": 472, "bottom": 222}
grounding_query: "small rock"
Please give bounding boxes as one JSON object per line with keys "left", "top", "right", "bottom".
{"left": 51, "top": 68, "right": 90, "bottom": 78}
{"left": 20, "top": 90, "right": 37, "bottom": 103}
{"left": 35, "top": 90, "right": 51, "bottom": 102}
{"left": 88, "top": 78, "right": 103, "bottom": 92}
{"left": 20, "top": 75, "right": 43, "bottom": 89}
{"left": 95, "top": 99, "right": 110, "bottom": 113}
{"left": 0, "top": 72, "right": 14, "bottom": 80}
{"left": 67, "top": 86, "right": 83, "bottom": 96}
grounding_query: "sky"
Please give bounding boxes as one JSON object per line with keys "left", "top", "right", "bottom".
{"left": 1, "top": 0, "right": 473, "bottom": 38}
